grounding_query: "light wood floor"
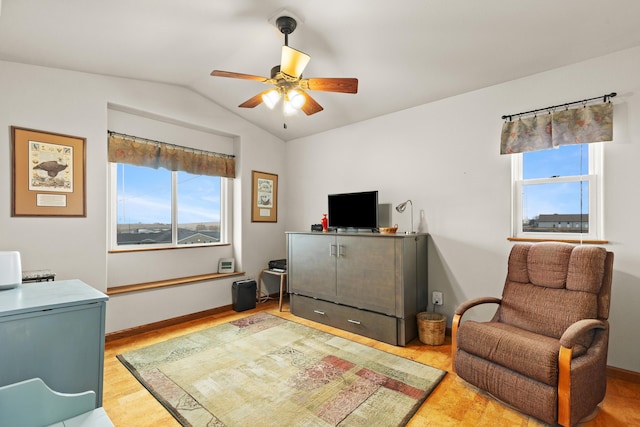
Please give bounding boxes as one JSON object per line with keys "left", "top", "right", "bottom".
{"left": 104, "top": 299, "right": 640, "bottom": 427}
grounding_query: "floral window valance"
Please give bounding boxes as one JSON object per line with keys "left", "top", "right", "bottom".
{"left": 500, "top": 102, "right": 613, "bottom": 155}
{"left": 108, "top": 132, "right": 235, "bottom": 178}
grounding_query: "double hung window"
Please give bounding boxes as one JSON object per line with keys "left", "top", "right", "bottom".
{"left": 512, "top": 143, "right": 602, "bottom": 240}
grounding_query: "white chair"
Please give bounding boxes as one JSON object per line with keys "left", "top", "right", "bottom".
{"left": 0, "top": 378, "right": 114, "bottom": 427}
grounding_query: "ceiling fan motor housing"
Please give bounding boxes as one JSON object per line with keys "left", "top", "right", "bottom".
{"left": 276, "top": 16, "right": 297, "bottom": 35}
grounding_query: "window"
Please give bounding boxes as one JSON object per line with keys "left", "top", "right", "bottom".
{"left": 111, "top": 163, "right": 227, "bottom": 248}
{"left": 107, "top": 130, "right": 235, "bottom": 250}
{"left": 512, "top": 143, "right": 603, "bottom": 240}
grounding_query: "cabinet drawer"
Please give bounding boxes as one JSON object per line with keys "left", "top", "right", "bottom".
{"left": 291, "top": 294, "right": 398, "bottom": 345}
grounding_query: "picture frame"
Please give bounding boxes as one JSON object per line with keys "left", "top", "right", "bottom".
{"left": 251, "top": 170, "right": 278, "bottom": 222}
{"left": 11, "top": 126, "right": 86, "bottom": 217}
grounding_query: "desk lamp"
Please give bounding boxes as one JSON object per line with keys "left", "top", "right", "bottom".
{"left": 395, "top": 200, "right": 415, "bottom": 234}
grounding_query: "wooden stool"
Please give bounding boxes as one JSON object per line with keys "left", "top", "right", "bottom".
{"left": 258, "top": 269, "right": 288, "bottom": 311}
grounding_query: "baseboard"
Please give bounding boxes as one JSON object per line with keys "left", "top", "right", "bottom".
{"left": 107, "top": 293, "right": 285, "bottom": 342}
{"left": 105, "top": 305, "right": 232, "bottom": 342}
{"left": 607, "top": 366, "right": 640, "bottom": 384}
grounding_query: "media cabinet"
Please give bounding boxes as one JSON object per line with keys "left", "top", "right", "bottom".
{"left": 286, "top": 232, "right": 427, "bottom": 346}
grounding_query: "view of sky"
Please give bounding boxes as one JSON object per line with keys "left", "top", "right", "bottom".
{"left": 521, "top": 144, "right": 589, "bottom": 220}
{"left": 116, "top": 164, "right": 221, "bottom": 225}
{"left": 523, "top": 144, "right": 588, "bottom": 179}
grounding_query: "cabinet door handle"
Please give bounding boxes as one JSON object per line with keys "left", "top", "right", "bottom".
{"left": 347, "top": 319, "right": 361, "bottom": 325}
{"left": 329, "top": 244, "right": 336, "bottom": 257}
{"left": 337, "top": 244, "right": 344, "bottom": 257}
{"left": 313, "top": 310, "right": 326, "bottom": 315}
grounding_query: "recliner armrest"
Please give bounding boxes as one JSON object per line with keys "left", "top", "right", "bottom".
{"left": 455, "top": 297, "right": 502, "bottom": 316}
{"left": 559, "top": 318, "right": 607, "bottom": 349}
{"left": 558, "top": 319, "right": 608, "bottom": 427}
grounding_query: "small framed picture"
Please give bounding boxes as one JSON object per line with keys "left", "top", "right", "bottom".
{"left": 251, "top": 170, "right": 278, "bottom": 222}
{"left": 11, "top": 126, "right": 86, "bottom": 217}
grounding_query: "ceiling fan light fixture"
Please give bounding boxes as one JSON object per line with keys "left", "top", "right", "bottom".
{"left": 262, "top": 89, "right": 280, "bottom": 109}
{"left": 283, "top": 100, "right": 299, "bottom": 116}
{"left": 281, "top": 45, "right": 310, "bottom": 78}
{"left": 288, "top": 89, "right": 306, "bottom": 109}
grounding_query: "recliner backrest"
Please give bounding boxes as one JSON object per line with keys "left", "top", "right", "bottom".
{"left": 496, "top": 242, "right": 610, "bottom": 339}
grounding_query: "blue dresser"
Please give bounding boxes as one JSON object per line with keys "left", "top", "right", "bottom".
{"left": 0, "top": 279, "right": 108, "bottom": 407}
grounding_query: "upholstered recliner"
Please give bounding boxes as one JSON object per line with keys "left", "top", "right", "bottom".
{"left": 452, "top": 242, "right": 613, "bottom": 427}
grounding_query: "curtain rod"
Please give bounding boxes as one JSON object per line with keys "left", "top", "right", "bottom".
{"left": 108, "top": 131, "right": 235, "bottom": 159}
{"left": 501, "top": 92, "right": 616, "bottom": 121}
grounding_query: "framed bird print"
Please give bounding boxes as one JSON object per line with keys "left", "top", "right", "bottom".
{"left": 11, "top": 126, "right": 86, "bottom": 217}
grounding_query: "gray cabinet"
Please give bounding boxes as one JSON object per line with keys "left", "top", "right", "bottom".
{"left": 0, "top": 279, "right": 108, "bottom": 408}
{"left": 287, "top": 232, "right": 427, "bottom": 346}
{"left": 288, "top": 233, "right": 337, "bottom": 300}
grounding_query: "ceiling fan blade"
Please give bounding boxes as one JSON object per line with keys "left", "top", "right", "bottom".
{"left": 238, "top": 92, "right": 267, "bottom": 108}
{"left": 300, "top": 92, "right": 324, "bottom": 116}
{"left": 280, "top": 46, "right": 310, "bottom": 78}
{"left": 211, "top": 70, "right": 268, "bottom": 82}
{"left": 304, "top": 78, "right": 358, "bottom": 94}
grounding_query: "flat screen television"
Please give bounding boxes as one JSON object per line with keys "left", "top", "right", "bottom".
{"left": 328, "top": 191, "right": 378, "bottom": 230}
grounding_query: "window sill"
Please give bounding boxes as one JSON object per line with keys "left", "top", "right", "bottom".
{"left": 508, "top": 237, "right": 608, "bottom": 244}
{"left": 107, "top": 271, "right": 244, "bottom": 296}
{"left": 108, "top": 242, "right": 230, "bottom": 254}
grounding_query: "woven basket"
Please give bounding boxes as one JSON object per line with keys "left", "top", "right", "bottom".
{"left": 417, "top": 312, "right": 446, "bottom": 345}
{"left": 379, "top": 224, "right": 398, "bottom": 234}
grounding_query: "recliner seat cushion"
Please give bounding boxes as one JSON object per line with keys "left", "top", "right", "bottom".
{"left": 457, "top": 321, "right": 562, "bottom": 386}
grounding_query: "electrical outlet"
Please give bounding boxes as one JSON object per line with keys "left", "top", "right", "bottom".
{"left": 432, "top": 291, "right": 443, "bottom": 306}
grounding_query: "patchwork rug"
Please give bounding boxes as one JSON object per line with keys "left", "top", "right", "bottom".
{"left": 117, "top": 312, "right": 446, "bottom": 426}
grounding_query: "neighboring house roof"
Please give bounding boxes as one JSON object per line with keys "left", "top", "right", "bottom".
{"left": 117, "top": 228, "right": 219, "bottom": 245}
{"left": 536, "top": 214, "right": 589, "bottom": 222}
{"left": 177, "top": 230, "right": 219, "bottom": 244}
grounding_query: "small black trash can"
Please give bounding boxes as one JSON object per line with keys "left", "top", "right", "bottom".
{"left": 232, "top": 280, "right": 257, "bottom": 312}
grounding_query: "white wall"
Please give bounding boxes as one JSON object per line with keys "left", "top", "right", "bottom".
{"left": 283, "top": 46, "right": 640, "bottom": 372}
{"left": 0, "top": 61, "right": 287, "bottom": 333}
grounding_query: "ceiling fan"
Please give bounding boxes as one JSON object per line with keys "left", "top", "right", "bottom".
{"left": 211, "top": 15, "right": 358, "bottom": 117}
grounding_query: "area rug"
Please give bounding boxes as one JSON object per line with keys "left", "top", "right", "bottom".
{"left": 117, "top": 312, "right": 446, "bottom": 426}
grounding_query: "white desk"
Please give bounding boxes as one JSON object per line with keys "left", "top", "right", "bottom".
{"left": 258, "top": 269, "right": 287, "bottom": 312}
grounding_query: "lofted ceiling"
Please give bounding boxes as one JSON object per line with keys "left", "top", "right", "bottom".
{"left": 1, "top": 0, "right": 640, "bottom": 141}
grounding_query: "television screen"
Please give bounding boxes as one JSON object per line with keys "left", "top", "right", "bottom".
{"left": 328, "top": 191, "right": 378, "bottom": 230}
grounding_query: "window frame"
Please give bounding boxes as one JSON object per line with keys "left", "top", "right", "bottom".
{"left": 511, "top": 143, "right": 603, "bottom": 241}
{"left": 108, "top": 163, "right": 231, "bottom": 251}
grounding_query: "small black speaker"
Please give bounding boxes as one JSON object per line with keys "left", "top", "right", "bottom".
{"left": 232, "top": 280, "right": 257, "bottom": 312}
